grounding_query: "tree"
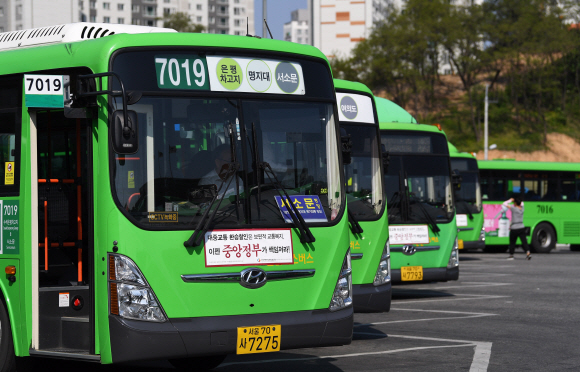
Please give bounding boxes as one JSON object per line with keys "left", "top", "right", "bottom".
{"left": 162, "top": 12, "right": 205, "bottom": 33}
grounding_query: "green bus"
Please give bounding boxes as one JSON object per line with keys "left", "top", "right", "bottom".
{"left": 0, "top": 23, "right": 354, "bottom": 370}
{"left": 375, "top": 97, "right": 459, "bottom": 282}
{"left": 449, "top": 143, "right": 485, "bottom": 251}
{"left": 334, "top": 79, "right": 390, "bottom": 312}
{"left": 479, "top": 159, "right": 580, "bottom": 253}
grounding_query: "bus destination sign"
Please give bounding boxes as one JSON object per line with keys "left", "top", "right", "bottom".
{"left": 154, "top": 55, "right": 305, "bottom": 95}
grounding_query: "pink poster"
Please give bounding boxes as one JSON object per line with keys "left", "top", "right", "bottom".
{"left": 483, "top": 204, "right": 512, "bottom": 238}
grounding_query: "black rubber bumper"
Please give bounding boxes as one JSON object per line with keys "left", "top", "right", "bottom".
{"left": 392, "top": 266, "right": 459, "bottom": 283}
{"left": 353, "top": 282, "right": 392, "bottom": 313}
{"left": 462, "top": 241, "right": 485, "bottom": 251}
{"left": 109, "top": 306, "right": 353, "bottom": 363}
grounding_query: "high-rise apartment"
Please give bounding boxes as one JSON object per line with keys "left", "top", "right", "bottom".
{"left": 283, "top": 8, "right": 309, "bottom": 45}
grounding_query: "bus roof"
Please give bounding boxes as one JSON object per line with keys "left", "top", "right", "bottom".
{"left": 448, "top": 142, "right": 476, "bottom": 159}
{"left": 0, "top": 25, "right": 330, "bottom": 76}
{"left": 333, "top": 79, "right": 373, "bottom": 95}
{"left": 374, "top": 96, "right": 417, "bottom": 124}
{"left": 478, "top": 159, "right": 580, "bottom": 172}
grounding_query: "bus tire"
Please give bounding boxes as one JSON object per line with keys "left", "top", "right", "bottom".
{"left": 531, "top": 223, "right": 556, "bottom": 253}
{"left": 169, "top": 355, "right": 227, "bottom": 371}
{"left": 570, "top": 245, "right": 580, "bottom": 252}
{"left": 0, "top": 298, "right": 15, "bottom": 372}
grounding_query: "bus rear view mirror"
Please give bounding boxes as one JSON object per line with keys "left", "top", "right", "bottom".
{"left": 111, "top": 110, "right": 139, "bottom": 154}
{"left": 452, "top": 172, "right": 462, "bottom": 191}
{"left": 188, "top": 184, "right": 218, "bottom": 204}
{"left": 340, "top": 127, "right": 352, "bottom": 164}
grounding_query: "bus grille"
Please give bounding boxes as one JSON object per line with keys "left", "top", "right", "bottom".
{"left": 563, "top": 222, "right": 580, "bottom": 237}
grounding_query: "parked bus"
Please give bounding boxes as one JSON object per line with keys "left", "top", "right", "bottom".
{"left": 0, "top": 23, "right": 354, "bottom": 370}
{"left": 479, "top": 159, "right": 580, "bottom": 253}
{"left": 449, "top": 143, "right": 485, "bottom": 251}
{"left": 375, "top": 97, "right": 459, "bottom": 282}
{"left": 334, "top": 79, "right": 390, "bottom": 312}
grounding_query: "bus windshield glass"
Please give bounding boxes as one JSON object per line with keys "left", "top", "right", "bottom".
{"left": 111, "top": 97, "right": 342, "bottom": 229}
{"left": 342, "top": 124, "right": 383, "bottom": 220}
{"left": 451, "top": 158, "right": 481, "bottom": 214}
{"left": 381, "top": 131, "right": 454, "bottom": 224}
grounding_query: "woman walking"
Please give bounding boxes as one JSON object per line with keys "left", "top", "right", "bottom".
{"left": 503, "top": 197, "right": 531, "bottom": 260}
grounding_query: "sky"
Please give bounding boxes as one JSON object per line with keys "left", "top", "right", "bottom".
{"left": 253, "top": 0, "right": 308, "bottom": 40}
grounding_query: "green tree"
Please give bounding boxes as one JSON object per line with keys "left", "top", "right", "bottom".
{"left": 162, "top": 12, "right": 205, "bottom": 33}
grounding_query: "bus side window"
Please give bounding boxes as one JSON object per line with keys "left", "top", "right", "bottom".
{"left": 0, "top": 75, "right": 22, "bottom": 196}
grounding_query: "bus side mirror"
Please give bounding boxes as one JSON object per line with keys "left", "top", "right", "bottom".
{"left": 111, "top": 110, "right": 139, "bottom": 154}
{"left": 382, "top": 151, "right": 390, "bottom": 173}
{"left": 452, "top": 171, "right": 462, "bottom": 191}
{"left": 340, "top": 127, "right": 352, "bottom": 164}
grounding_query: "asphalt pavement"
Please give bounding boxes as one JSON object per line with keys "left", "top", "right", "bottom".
{"left": 29, "top": 244, "right": 580, "bottom": 371}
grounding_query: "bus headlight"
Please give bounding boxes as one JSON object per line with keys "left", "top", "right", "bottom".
{"left": 373, "top": 240, "right": 391, "bottom": 286}
{"left": 109, "top": 254, "right": 167, "bottom": 322}
{"left": 329, "top": 250, "right": 352, "bottom": 311}
{"left": 447, "top": 238, "right": 459, "bottom": 268}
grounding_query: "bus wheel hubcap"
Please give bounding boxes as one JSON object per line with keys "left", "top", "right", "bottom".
{"left": 538, "top": 230, "right": 551, "bottom": 247}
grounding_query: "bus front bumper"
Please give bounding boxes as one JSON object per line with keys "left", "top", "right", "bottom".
{"left": 108, "top": 306, "right": 353, "bottom": 363}
{"left": 462, "top": 240, "right": 485, "bottom": 251}
{"left": 391, "top": 266, "right": 459, "bottom": 283}
{"left": 353, "top": 282, "right": 392, "bottom": 312}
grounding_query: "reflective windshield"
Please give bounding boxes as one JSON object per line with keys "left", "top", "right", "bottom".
{"left": 341, "top": 124, "right": 383, "bottom": 220}
{"left": 385, "top": 155, "right": 454, "bottom": 224}
{"left": 451, "top": 158, "right": 481, "bottom": 214}
{"left": 111, "top": 97, "right": 342, "bottom": 229}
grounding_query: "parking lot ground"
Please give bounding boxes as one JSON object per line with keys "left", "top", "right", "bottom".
{"left": 29, "top": 245, "right": 580, "bottom": 371}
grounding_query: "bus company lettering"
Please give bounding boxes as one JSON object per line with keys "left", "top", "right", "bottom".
{"left": 388, "top": 225, "right": 430, "bottom": 245}
{"left": 204, "top": 229, "right": 293, "bottom": 267}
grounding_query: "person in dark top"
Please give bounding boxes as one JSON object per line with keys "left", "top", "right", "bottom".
{"left": 502, "top": 197, "right": 531, "bottom": 260}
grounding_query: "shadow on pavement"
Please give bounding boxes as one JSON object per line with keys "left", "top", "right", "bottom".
{"left": 391, "top": 288, "right": 454, "bottom": 300}
{"left": 457, "top": 255, "right": 481, "bottom": 261}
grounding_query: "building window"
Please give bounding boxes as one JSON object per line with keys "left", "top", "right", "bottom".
{"left": 234, "top": 19, "right": 240, "bottom": 26}
{"left": 132, "top": 5, "right": 139, "bottom": 12}
{"left": 81, "top": 13, "right": 87, "bottom": 21}
{"left": 164, "top": 0, "right": 170, "bottom": 2}
{"left": 79, "top": 2, "right": 83, "bottom": 11}
{"left": 220, "top": 18, "right": 226, "bottom": 26}
{"left": 297, "top": 29, "right": 301, "bottom": 34}
{"left": 209, "top": 17, "right": 215, "bottom": 24}
{"left": 118, "top": 17, "right": 124, "bottom": 24}
{"left": 132, "top": 18, "right": 140, "bottom": 25}
{"left": 103, "top": 16, "right": 110, "bottom": 23}
{"left": 196, "top": 16, "right": 202, "bottom": 22}
{"left": 145, "top": 6, "right": 155, "bottom": 16}
{"left": 210, "top": 5, "right": 215, "bottom": 12}
{"left": 0, "top": 7, "right": 4, "bottom": 16}
{"left": 90, "top": 15, "right": 96, "bottom": 22}
{"left": 234, "top": 0, "right": 240, "bottom": 3}
{"left": 235, "top": 31, "right": 240, "bottom": 35}
{"left": 164, "top": 8, "right": 171, "bottom": 15}
{"left": 221, "top": 30, "right": 226, "bottom": 34}
{"left": 15, "top": 5, "right": 22, "bottom": 21}
{"left": 90, "top": 1, "right": 96, "bottom": 9}
{"left": 0, "top": 27, "right": 3, "bottom": 32}
{"left": 234, "top": 7, "right": 240, "bottom": 15}
{"left": 196, "top": 4, "right": 202, "bottom": 10}
{"left": 298, "top": 37, "right": 302, "bottom": 43}
{"left": 103, "top": 2, "right": 110, "bottom": 10}
{"left": 118, "top": 3, "right": 124, "bottom": 11}
{"left": 147, "top": 20, "right": 155, "bottom": 26}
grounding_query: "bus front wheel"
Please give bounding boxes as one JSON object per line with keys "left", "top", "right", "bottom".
{"left": 0, "top": 298, "right": 15, "bottom": 372}
{"left": 531, "top": 223, "right": 556, "bottom": 253}
{"left": 169, "top": 355, "right": 227, "bottom": 371}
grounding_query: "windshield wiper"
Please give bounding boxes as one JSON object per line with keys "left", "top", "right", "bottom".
{"left": 183, "top": 162, "right": 240, "bottom": 247}
{"left": 348, "top": 209, "right": 363, "bottom": 234}
{"left": 260, "top": 162, "right": 315, "bottom": 243}
{"left": 457, "top": 200, "right": 474, "bottom": 220}
{"left": 250, "top": 122, "right": 262, "bottom": 220}
{"left": 409, "top": 198, "right": 441, "bottom": 233}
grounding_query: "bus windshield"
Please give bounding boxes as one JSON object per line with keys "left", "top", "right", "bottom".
{"left": 381, "top": 131, "right": 454, "bottom": 224}
{"left": 111, "top": 97, "right": 342, "bottom": 229}
{"left": 342, "top": 124, "right": 383, "bottom": 220}
{"left": 451, "top": 158, "right": 481, "bottom": 214}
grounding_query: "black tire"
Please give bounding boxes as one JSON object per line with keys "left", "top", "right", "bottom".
{"left": 0, "top": 298, "right": 15, "bottom": 372}
{"left": 570, "top": 245, "right": 580, "bottom": 252}
{"left": 531, "top": 223, "right": 556, "bottom": 253}
{"left": 169, "top": 355, "right": 227, "bottom": 371}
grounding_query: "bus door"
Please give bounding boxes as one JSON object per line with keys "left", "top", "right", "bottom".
{"left": 29, "top": 109, "right": 94, "bottom": 356}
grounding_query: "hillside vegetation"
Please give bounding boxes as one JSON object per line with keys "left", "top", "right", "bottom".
{"left": 332, "top": 0, "right": 580, "bottom": 158}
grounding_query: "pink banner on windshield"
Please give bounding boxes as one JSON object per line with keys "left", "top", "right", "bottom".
{"left": 483, "top": 204, "right": 512, "bottom": 238}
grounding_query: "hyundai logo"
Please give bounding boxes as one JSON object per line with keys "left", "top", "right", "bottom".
{"left": 240, "top": 268, "right": 267, "bottom": 289}
{"left": 402, "top": 245, "right": 416, "bottom": 256}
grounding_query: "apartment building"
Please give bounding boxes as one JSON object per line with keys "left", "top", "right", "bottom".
{"left": 177, "top": 0, "right": 254, "bottom": 35}
{"left": 283, "top": 8, "right": 309, "bottom": 45}
{"left": 0, "top": 0, "right": 80, "bottom": 32}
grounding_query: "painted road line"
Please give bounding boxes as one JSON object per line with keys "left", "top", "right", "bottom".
{"left": 354, "top": 308, "right": 497, "bottom": 327}
{"left": 402, "top": 282, "right": 512, "bottom": 290}
{"left": 392, "top": 294, "right": 510, "bottom": 304}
